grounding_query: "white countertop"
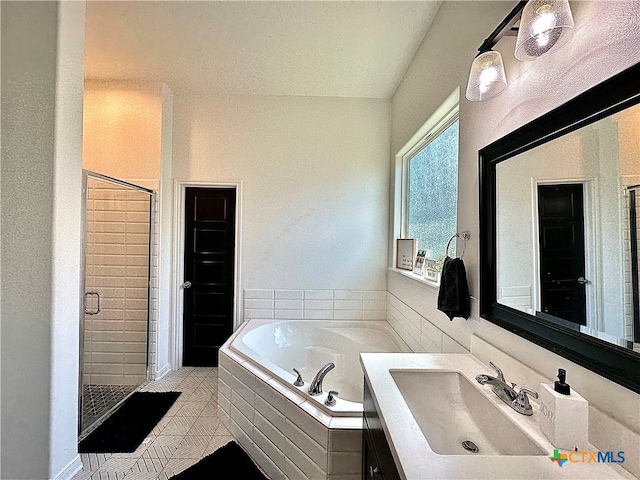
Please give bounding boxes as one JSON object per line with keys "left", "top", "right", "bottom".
{"left": 360, "top": 353, "right": 634, "bottom": 480}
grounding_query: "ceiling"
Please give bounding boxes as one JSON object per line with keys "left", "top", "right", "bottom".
{"left": 84, "top": 1, "right": 442, "bottom": 99}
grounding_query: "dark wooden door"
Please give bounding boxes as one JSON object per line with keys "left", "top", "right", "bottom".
{"left": 183, "top": 187, "right": 236, "bottom": 366}
{"left": 538, "top": 184, "right": 586, "bottom": 326}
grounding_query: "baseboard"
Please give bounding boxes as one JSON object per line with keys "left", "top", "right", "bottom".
{"left": 155, "top": 362, "right": 171, "bottom": 380}
{"left": 51, "top": 454, "right": 82, "bottom": 480}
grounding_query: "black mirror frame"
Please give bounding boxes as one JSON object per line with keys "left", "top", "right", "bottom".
{"left": 479, "top": 61, "right": 640, "bottom": 395}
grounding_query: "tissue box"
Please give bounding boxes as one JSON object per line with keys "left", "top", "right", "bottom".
{"left": 538, "top": 383, "right": 589, "bottom": 450}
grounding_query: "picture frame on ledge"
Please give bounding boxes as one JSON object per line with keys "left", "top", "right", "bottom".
{"left": 396, "top": 239, "right": 416, "bottom": 271}
{"left": 424, "top": 258, "right": 439, "bottom": 282}
{"left": 413, "top": 250, "right": 426, "bottom": 276}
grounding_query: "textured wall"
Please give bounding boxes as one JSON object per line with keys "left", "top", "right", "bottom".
{"left": 1, "top": 1, "right": 86, "bottom": 478}
{"left": 390, "top": 1, "right": 640, "bottom": 476}
{"left": 173, "top": 94, "right": 391, "bottom": 294}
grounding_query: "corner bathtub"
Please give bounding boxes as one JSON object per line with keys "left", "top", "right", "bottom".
{"left": 218, "top": 320, "right": 410, "bottom": 479}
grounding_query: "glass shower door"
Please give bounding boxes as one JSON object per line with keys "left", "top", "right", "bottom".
{"left": 80, "top": 172, "right": 153, "bottom": 435}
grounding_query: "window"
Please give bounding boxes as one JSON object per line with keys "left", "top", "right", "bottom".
{"left": 395, "top": 92, "right": 459, "bottom": 273}
{"left": 407, "top": 119, "right": 459, "bottom": 259}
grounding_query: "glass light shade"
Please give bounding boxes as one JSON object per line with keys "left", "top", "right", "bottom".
{"left": 515, "top": 0, "right": 574, "bottom": 61}
{"left": 465, "top": 51, "right": 507, "bottom": 102}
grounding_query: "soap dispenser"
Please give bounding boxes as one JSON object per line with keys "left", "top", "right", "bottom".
{"left": 539, "top": 369, "right": 589, "bottom": 450}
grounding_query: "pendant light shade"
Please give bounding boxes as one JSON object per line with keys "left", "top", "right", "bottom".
{"left": 514, "top": 0, "right": 574, "bottom": 61}
{"left": 465, "top": 51, "right": 507, "bottom": 102}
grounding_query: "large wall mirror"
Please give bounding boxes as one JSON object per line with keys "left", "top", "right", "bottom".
{"left": 480, "top": 62, "right": 640, "bottom": 394}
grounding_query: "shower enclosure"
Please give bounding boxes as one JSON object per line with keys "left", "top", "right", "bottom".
{"left": 80, "top": 172, "right": 154, "bottom": 435}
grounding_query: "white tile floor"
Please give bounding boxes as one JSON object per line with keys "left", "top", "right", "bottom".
{"left": 73, "top": 367, "right": 235, "bottom": 480}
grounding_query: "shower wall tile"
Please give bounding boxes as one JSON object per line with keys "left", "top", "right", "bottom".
{"left": 83, "top": 183, "right": 154, "bottom": 387}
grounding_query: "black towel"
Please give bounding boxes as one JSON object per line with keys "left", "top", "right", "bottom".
{"left": 437, "top": 256, "right": 470, "bottom": 320}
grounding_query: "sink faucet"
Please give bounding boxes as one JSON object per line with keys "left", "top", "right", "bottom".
{"left": 475, "top": 361, "right": 538, "bottom": 415}
{"left": 309, "top": 362, "right": 335, "bottom": 396}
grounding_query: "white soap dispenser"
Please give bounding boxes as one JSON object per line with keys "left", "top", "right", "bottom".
{"left": 539, "top": 368, "right": 589, "bottom": 451}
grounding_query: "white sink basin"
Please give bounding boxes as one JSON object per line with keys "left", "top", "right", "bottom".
{"left": 391, "top": 370, "right": 547, "bottom": 456}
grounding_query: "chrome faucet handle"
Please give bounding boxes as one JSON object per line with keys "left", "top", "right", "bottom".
{"left": 513, "top": 386, "right": 538, "bottom": 416}
{"left": 325, "top": 390, "right": 339, "bottom": 407}
{"left": 489, "top": 361, "right": 505, "bottom": 382}
{"left": 293, "top": 368, "right": 304, "bottom": 387}
{"left": 518, "top": 386, "right": 538, "bottom": 399}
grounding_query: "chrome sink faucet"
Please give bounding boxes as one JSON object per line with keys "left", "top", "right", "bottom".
{"left": 475, "top": 361, "right": 538, "bottom": 416}
{"left": 309, "top": 362, "right": 335, "bottom": 396}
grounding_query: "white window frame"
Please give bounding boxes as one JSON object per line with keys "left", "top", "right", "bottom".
{"left": 392, "top": 89, "right": 460, "bottom": 274}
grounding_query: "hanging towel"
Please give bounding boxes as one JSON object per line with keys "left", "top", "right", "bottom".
{"left": 437, "top": 256, "right": 471, "bottom": 320}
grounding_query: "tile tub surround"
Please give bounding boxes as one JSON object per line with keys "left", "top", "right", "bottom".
{"left": 244, "top": 289, "right": 387, "bottom": 321}
{"left": 218, "top": 348, "right": 363, "bottom": 480}
{"left": 386, "top": 291, "right": 469, "bottom": 354}
{"left": 73, "top": 367, "right": 235, "bottom": 480}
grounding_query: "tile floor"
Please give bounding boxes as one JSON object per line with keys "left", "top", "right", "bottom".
{"left": 73, "top": 367, "right": 235, "bottom": 480}
{"left": 82, "top": 384, "right": 137, "bottom": 432}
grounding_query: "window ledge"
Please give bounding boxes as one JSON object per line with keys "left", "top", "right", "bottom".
{"left": 388, "top": 267, "right": 440, "bottom": 292}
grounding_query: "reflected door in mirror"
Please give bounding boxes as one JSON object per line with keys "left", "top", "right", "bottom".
{"left": 538, "top": 184, "right": 586, "bottom": 326}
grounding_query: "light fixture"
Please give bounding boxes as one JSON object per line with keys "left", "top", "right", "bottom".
{"left": 515, "top": 0, "right": 574, "bottom": 61}
{"left": 466, "top": 0, "right": 575, "bottom": 102}
{"left": 465, "top": 51, "right": 507, "bottom": 102}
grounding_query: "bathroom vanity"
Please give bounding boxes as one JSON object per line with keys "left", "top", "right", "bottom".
{"left": 363, "top": 380, "right": 400, "bottom": 480}
{"left": 360, "top": 353, "right": 634, "bottom": 480}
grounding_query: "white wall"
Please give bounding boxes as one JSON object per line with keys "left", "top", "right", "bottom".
{"left": 173, "top": 94, "right": 391, "bottom": 296}
{"left": 390, "top": 0, "right": 640, "bottom": 476}
{"left": 157, "top": 84, "right": 174, "bottom": 377}
{"left": 1, "top": 1, "right": 86, "bottom": 479}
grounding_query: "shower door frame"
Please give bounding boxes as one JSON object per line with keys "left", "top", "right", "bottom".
{"left": 78, "top": 170, "right": 156, "bottom": 435}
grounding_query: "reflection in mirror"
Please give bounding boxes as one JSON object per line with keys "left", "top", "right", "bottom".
{"left": 496, "top": 103, "right": 640, "bottom": 353}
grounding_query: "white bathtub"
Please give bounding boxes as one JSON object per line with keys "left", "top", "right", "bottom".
{"left": 230, "top": 320, "right": 409, "bottom": 414}
{"left": 218, "top": 320, "right": 410, "bottom": 479}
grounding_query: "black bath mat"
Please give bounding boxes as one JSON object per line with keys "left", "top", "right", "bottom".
{"left": 79, "top": 391, "right": 180, "bottom": 453}
{"left": 170, "top": 441, "right": 267, "bottom": 479}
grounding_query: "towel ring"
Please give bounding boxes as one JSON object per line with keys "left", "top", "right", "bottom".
{"left": 445, "top": 231, "right": 471, "bottom": 259}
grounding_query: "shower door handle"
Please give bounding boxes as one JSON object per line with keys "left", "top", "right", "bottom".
{"left": 84, "top": 291, "right": 102, "bottom": 315}
{"left": 181, "top": 281, "right": 192, "bottom": 289}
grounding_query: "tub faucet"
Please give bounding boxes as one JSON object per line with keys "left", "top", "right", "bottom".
{"left": 309, "top": 362, "right": 335, "bottom": 396}
{"left": 475, "top": 361, "right": 538, "bottom": 416}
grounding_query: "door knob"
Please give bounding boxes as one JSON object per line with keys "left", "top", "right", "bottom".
{"left": 181, "top": 281, "right": 192, "bottom": 289}
{"left": 577, "top": 277, "right": 589, "bottom": 285}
